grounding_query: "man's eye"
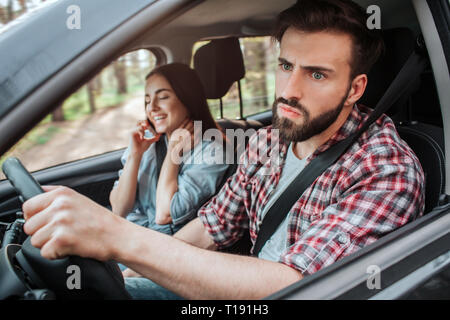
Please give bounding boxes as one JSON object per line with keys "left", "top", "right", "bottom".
{"left": 279, "top": 63, "right": 292, "bottom": 71}
{"left": 312, "top": 72, "right": 325, "bottom": 80}
{"left": 159, "top": 96, "right": 169, "bottom": 100}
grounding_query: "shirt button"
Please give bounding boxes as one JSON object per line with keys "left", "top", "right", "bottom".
{"left": 246, "top": 183, "right": 252, "bottom": 191}
{"left": 337, "top": 233, "right": 350, "bottom": 245}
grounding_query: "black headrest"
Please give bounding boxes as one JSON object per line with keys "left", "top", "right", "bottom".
{"left": 359, "top": 28, "right": 419, "bottom": 116}
{"left": 194, "top": 38, "right": 245, "bottom": 99}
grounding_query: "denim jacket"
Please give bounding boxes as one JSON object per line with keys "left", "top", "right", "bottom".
{"left": 113, "top": 136, "right": 233, "bottom": 235}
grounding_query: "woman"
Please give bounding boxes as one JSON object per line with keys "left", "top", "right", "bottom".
{"left": 109, "top": 63, "right": 232, "bottom": 235}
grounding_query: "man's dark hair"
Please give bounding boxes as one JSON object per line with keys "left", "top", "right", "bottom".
{"left": 273, "top": 0, "right": 384, "bottom": 79}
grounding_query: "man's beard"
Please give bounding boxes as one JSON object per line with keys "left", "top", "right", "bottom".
{"left": 272, "top": 89, "right": 350, "bottom": 143}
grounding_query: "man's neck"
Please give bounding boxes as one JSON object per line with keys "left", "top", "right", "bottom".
{"left": 292, "top": 105, "right": 354, "bottom": 160}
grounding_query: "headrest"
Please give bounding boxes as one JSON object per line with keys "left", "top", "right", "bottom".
{"left": 194, "top": 38, "right": 245, "bottom": 99}
{"left": 359, "top": 28, "right": 420, "bottom": 116}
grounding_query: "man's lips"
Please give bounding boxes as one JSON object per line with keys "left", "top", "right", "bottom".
{"left": 278, "top": 104, "right": 303, "bottom": 119}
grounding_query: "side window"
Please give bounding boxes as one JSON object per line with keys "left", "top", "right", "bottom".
{"left": 0, "top": 49, "right": 158, "bottom": 179}
{"left": 192, "top": 36, "right": 279, "bottom": 119}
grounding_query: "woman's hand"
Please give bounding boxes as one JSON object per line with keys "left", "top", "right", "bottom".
{"left": 130, "top": 120, "right": 161, "bottom": 156}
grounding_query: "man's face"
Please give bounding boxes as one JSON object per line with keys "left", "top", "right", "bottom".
{"left": 273, "top": 28, "right": 354, "bottom": 142}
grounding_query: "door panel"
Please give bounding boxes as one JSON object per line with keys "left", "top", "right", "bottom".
{"left": 0, "top": 149, "right": 124, "bottom": 222}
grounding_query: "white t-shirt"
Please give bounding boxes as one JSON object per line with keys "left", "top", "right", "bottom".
{"left": 258, "top": 143, "right": 308, "bottom": 262}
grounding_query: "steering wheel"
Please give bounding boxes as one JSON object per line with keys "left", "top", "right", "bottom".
{"left": 0, "top": 157, "right": 130, "bottom": 300}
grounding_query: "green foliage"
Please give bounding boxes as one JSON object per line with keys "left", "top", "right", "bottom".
{"left": 35, "top": 126, "right": 60, "bottom": 145}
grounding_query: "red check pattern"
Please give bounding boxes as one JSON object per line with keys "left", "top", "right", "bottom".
{"left": 198, "top": 104, "right": 425, "bottom": 275}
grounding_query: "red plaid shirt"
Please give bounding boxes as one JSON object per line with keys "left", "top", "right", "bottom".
{"left": 198, "top": 104, "right": 425, "bottom": 275}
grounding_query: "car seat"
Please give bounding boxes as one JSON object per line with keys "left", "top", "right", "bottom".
{"left": 359, "top": 28, "right": 445, "bottom": 213}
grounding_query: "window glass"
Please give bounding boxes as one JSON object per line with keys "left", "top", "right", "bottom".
{"left": 192, "top": 36, "right": 279, "bottom": 119}
{"left": 0, "top": 49, "right": 158, "bottom": 180}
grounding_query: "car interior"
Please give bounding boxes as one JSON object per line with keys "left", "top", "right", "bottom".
{"left": 0, "top": 0, "right": 448, "bottom": 299}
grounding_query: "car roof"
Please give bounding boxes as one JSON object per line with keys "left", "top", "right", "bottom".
{"left": 128, "top": 0, "right": 419, "bottom": 50}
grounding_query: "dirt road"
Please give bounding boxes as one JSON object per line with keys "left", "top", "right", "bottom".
{"left": 3, "top": 96, "right": 144, "bottom": 177}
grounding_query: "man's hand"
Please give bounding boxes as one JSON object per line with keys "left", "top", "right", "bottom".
{"left": 22, "top": 185, "right": 126, "bottom": 261}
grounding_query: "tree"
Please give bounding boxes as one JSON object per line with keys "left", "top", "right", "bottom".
{"left": 243, "top": 38, "right": 268, "bottom": 108}
{"left": 0, "top": 7, "right": 8, "bottom": 24}
{"left": 4, "top": 0, "right": 14, "bottom": 22}
{"left": 17, "top": 0, "right": 26, "bottom": 15}
{"left": 95, "top": 73, "right": 103, "bottom": 96}
{"left": 113, "top": 58, "right": 128, "bottom": 95}
{"left": 51, "top": 104, "right": 65, "bottom": 122}
{"left": 87, "top": 80, "right": 96, "bottom": 114}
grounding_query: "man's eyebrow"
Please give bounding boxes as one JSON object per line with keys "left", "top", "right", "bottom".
{"left": 278, "top": 57, "right": 292, "bottom": 65}
{"left": 301, "top": 65, "right": 335, "bottom": 73}
{"left": 278, "top": 57, "right": 335, "bottom": 73}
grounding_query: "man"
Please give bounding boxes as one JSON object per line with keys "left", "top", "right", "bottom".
{"left": 22, "top": 0, "right": 424, "bottom": 299}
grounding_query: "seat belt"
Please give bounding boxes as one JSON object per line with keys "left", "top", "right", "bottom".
{"left": 252, "top": 46, "right": 428, "bottom": 256}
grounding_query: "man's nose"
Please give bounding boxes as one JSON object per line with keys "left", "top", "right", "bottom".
{"left": 280, "top": 71, "right": 304, "bottom": 102}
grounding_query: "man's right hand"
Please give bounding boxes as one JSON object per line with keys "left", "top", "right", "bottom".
{"left": 130, "top": 120, "right": 161, "bottom": 156}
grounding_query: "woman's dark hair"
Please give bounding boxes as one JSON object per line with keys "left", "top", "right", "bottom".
{"left": 145, "top": 63, "right": 220, "bottom": 135}
{"left": 273, "top": 0, "right": 384, "bottom": 79}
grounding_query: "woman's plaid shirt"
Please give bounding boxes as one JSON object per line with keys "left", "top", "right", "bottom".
{"left": 198, "top": 104, "right": 425, "bottom": 275}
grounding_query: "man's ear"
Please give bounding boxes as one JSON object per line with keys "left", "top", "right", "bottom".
{"left": 346, "top": 74, "right": 368, "bottom": 105}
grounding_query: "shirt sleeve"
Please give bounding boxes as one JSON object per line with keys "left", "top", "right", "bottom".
{"left": 279, "top": 147, "right": 425, "bottom": 275}
{"left": 169, "top": 141, "right": 233, "bottom": 226}
{"left": 197, "top": 144, "right": 251, "bottom": 249}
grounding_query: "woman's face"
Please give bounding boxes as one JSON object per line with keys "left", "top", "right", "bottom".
{"left": 145, "top": 74, "right": 190, "bottom": 136}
